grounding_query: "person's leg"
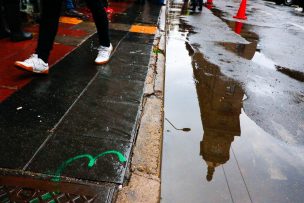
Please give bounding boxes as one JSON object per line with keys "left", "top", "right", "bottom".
{"left": 190, "top": 0, "right": 197, "bottom": 11}
{"left": 36, "top": 0, "right": 63, "bottom": 63}
{"left": 66, "top": 0, "right": 75, "bottom": 10}
{"left": 85, "top": 0, "right": 112, "bottom": 64}
{"left": 64, "top": 0, "right": 86, "bottom": 19}
{"left": 3, "top": 0, "right": 21, "bottom": 33}
{"left": 198, "top": 0, "right": 203, "bottom": 10}
{"left": 14, "top": 0, "right": 62, "bottom": 74}
{"left": 2, "top": 0, "right": 32, "bottom": 41}
{"left": 0, "top": 1, "right": 10, "bottom": 38}
{"left": 85, "top": 0, "right": 110, "bottom": 47}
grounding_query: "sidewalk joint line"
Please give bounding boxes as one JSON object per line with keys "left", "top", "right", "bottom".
{"left": 22, "top": 70, "right": 101, "bottom": 170}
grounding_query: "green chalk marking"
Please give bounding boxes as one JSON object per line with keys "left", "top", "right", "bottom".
{"left": 41, "top": 193, "right": 52, "bottom": 201}
{"left": 52, "top": 191, "right": 61, "bottom": 196}
{"left": 29, "top": 198, "right": 39, "bottom": 203}
{"left": 51, "top": 150, "right": 127, "bottom": 182}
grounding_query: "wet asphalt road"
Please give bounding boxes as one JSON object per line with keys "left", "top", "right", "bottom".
{"left": 187, "top": 0, "right": 304, "bottom": 144}
{"left": 162, "top": 0, "right": 304, "bottom": 202}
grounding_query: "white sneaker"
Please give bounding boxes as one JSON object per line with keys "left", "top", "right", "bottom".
{"left": 95, "top": 44, "right": 113, "bottom": 65}
{"left": 15, "top": 54, "right": 49, "bottom": 74}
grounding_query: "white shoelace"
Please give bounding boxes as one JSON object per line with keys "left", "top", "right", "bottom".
{"left": 24, "top": 54, "right": 38, "bottom": 64}
{"left": 97, "top": 46, "right": 111, "bottom": 57}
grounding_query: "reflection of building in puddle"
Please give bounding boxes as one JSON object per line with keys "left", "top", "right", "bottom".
{"left": 186, "top": 43, "right": 244, "bottom": 181}
{"left": 210, "top": 8, "right": 259, "bottom": 60}
{"left": 218, "top": 40, "right": 257, "bottom": 60}
{"left": 217, "top": 22, "right": 259, "bottom": 60}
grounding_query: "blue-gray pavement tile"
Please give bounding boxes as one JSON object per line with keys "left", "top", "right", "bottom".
{"left": 134, "top": 1, "right": 162, "bottom": 24}
{"left": 112, "top": 13, "right": 139, "bottom": 25}
{"left": 100, "top": 62, "right": 148, "bottom": 82}
{"left": 86, "top": 74, "right": 145, "bottom": 107}
{"left": 110, "top": 30, "right": 155, "bottom": 45}
{"left": 110, "top": 5, "right": 141, "bottom": 25}
{"left": 49, "top": 99, "right": 141, "bottom": 142}
{"left": 26, "top": 134, "right": 132, "bottom": 184}
{"left": 125, "top": 32, "right": 155, "bottom": 45}
{"left": 112, "top": 41, "right": 152, "bottom": 67}
{"left": 110, "top": 1, "right": 161, "bottom": 25}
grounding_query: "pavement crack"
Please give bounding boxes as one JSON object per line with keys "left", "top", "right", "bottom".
{"left": 132, "top": 170, "right": 160, "bottom": 182}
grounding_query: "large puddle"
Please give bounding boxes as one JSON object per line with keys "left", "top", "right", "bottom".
{"left": 161, "top": 1, "right": 304, "bottom": 202}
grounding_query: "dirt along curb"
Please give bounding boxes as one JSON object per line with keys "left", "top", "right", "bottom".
{"left": 115, "top": 4, "right": 167, "bottom": 203}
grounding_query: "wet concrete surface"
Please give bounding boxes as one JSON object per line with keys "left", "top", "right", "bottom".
{"left": 162, "top": 0, "right": 304, "bottom": 202}
{"left": 27, "top": 135, "right": 132, "bottom": 183}
{"left": 0, "top": 0, "right": 162, "bottom": 201}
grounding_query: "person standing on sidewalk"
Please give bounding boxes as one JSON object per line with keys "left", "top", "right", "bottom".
{"left": 64, "top": 0, "right": 87, "bottom": 19}
{"left": 15, "top": 0, "right": 112, "bottom": 74}
{"left": 0, "top": 0, "right": 33, "bottom": 41}
{"left": 190, "top": 0, "right": 203, "bottom": 11}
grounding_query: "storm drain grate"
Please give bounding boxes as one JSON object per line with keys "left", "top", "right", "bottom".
{"left": 0, "top": 176, "right": 116, "bottom": 203}
{"left": 0, "top": 186, "right": 96, "bottom": 203}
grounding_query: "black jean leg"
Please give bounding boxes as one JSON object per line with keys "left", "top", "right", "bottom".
{"left": 36, "top": 0, "right": 63, "bottom": 62}
{"left": 85, "top": 0, "right": 110, "bottom": 47}
{"left": 2, "top": 0, "right": 22, "bottom": 33}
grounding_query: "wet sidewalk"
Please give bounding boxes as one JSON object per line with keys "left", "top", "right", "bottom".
{"left": 0, "top": 1, "right": 163, "bottom": 202}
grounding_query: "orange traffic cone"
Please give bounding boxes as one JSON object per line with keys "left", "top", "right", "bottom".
{"left": 206, "top": 0, "right": 213, "bottom": 9}
{"left": 234, "top": 21, "right": 243, "bottom": 34}
{"left": 206, "top": 3, "right": 213, "bottom": 9}
{"left": 206, "top": 0, "right": 213, "bottom": 5}
{"left": 233, "top": 0, "right": 247, "bottom": 20}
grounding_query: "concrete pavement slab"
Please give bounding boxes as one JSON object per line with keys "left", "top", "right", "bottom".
{"left": 27, "top": 135, "right": 132, "bottom": 184}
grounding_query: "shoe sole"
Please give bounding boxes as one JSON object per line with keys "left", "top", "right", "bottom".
{"left": 95, "top": 59, "right": 110, "bottom": 65}
{"left": 14, "top": 62, "right": 49, "bottom": 74}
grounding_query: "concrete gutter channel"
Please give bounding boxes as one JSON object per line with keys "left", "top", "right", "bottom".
{"left": 116, "top": 4, "right": 167, "bottom": 203}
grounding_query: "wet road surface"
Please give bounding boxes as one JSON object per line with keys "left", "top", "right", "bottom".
{"left": 161, "top": 0, "right": 304, "bottom": 202}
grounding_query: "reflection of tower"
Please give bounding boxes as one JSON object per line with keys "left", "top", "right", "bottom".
{"left": 186, "top": 43, "right": 244, "bottom": 181}
{"left": 220, "top": 20, "right": 259, "bottom": 60}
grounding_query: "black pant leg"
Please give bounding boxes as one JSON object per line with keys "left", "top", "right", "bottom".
{"left": 2, "top": 0, "right": 22, "bottom": 33}
{"left": 0, "top": 0, "right": 8, "bottom": 34}
{"left": 36, "top": 0, "right": 63, "bottom": 62}
{"left": 85, "top": 0, "right": 110, "bottom": 47}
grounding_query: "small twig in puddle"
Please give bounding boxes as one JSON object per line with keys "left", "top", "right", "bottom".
{"left": 165, "top": 118, "right": 191, "bottom": 132}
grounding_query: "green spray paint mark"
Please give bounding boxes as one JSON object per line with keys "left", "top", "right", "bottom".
{"left": 41, "top": 192, "right": 52, "bottom": 201}
{"left": 29, "top": 198, "right": 39, "bottom": 203}
{"left": 51, "top": 150, "right": 127, "bottom": 182}
{"left": 29, "top": 191, "right": 61, "bottom": 203}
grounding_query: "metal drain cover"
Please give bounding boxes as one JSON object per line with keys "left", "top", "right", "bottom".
{"left": 0, "top": 176, "right": 116, "bottom": 203}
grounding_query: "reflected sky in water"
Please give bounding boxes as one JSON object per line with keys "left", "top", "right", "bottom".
{"left": 161, "top": 1, "right": 304, "bottom": 202}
